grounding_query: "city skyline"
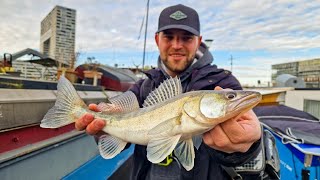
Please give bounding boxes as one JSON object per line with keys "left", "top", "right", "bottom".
{"left": 1, "top": 0, "right": 320, "bottom": 86}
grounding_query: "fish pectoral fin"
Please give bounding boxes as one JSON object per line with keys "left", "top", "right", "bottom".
{"left": 98, "top": 134, "right": 127, "bottom": 159}
{"left": 147, "top": 134, "right": 181, "bottom": 163}
{"left": 192, "top": 135, "right": 203, "bottom": 150}
{"left": 174, "top": 138, "right": 195, "bottom": 171}
{"left": 148, "top": 115, "right": 181, "bottom": 136}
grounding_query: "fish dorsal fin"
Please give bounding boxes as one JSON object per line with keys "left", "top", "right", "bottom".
{"left": 143, "top": 76, "right": 182, "bottom": 107}
{"left": 98, "top": 91, "right": 139, "bottom": 113}
{"left": 174, "top": 138, "right": 195, "bottom": 171}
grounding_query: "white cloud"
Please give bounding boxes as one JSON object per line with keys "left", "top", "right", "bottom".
{"left": 203, "top": 0, "right": 320, "bottom": 51}
{"left": 1, "top": 0, "right": 319, "bottom": 53}
{"left": 1, "top": 0, "right": 320, "bottom": 86}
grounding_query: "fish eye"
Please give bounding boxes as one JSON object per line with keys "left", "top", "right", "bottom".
{"left": 225, "top": 92, "right": 236, "bottom": 99}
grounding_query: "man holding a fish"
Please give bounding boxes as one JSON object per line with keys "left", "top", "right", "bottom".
{"left": 75, "top": 4, "right": 262, "bottom": 180}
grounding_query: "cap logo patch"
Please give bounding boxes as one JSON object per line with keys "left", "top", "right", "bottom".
{"left": 170, "top": 11, "right": 187, "bottom": 20}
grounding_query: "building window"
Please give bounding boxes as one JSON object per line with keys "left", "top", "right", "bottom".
{"left": 304, "top": 99, "right": 320, "bottom": 119}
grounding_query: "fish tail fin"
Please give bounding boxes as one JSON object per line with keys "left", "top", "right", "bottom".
{"left": 40, "top": 76, "right": 87, "bottom": 128}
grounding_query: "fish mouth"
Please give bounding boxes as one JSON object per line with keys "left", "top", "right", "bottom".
{"left": 227, "top": 92, "right": 261, "bottom": 114}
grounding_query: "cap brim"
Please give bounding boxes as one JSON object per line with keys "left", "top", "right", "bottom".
{"left": 156, "top": 24, "right": 199, "bottom": 36}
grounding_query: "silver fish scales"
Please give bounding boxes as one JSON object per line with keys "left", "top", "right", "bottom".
{"left": 40, "top": 76, "right": 261, "bottom": 171}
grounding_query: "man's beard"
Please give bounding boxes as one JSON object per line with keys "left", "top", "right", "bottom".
{"left": 161, "top": 55, "right": 196, "bottom": 75}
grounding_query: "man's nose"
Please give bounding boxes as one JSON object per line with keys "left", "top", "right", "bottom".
{"left": 171, "top": 37, "right": 183, "bottom": 49}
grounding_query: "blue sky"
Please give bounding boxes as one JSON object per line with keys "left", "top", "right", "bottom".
{"left": 1, "top": 0, "right": 320, "bottom": 86}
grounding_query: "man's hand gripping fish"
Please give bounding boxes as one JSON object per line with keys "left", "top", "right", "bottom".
{"left": 40, "top": 76, "right": 261, "bottom": 171}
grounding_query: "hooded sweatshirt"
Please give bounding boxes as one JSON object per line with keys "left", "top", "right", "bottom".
{"left": 128, "top": 43, "right": 261, "bottom": 180}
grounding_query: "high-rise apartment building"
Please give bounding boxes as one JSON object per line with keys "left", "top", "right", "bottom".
{"left": 40, "top": 5, "right": 76, "bottom": 67}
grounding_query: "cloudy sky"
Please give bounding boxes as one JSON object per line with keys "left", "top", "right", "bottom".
{"left": 1, "top": 0, "right": 320, "bottom": 86}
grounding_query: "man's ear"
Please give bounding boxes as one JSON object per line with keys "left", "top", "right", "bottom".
{"left": 198, "top": 36, "right": 203, "bottom": 48}
{"left": 155, "top": 33, "right": 160, "bottom": 47}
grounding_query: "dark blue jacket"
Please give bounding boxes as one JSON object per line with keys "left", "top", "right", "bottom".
{"left": 128, "top": 43, "right": 261, "bottom": 179}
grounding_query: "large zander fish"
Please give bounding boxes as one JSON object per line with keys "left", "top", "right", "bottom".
{"left": 40, "top": 76, "right": 261, "bottom": 171}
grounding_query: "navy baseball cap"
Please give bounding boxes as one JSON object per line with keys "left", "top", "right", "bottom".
{"left": 157, "top": 4, "right": 200, "bottom": 36}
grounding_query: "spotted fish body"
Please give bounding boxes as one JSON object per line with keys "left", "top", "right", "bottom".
{"left": 40, "top": 76, "right": 261, "bottom": 171}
